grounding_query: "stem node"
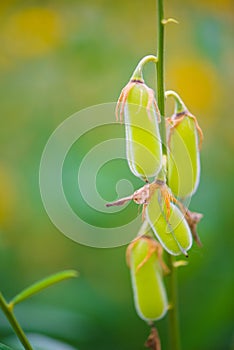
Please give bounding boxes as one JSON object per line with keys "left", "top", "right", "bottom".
{"left": 161, "top": 18, "right": 179, "bottom": 25}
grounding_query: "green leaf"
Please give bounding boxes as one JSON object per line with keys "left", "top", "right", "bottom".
{"left": 4, "top": 334, "right": 78, "bottom": 350}
{"left": 9, "top": 270, "right": 78, "bottom": 308}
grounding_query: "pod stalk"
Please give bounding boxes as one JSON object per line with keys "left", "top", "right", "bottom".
{"left": 131, "top": 55, "right": 158, "bottom": 81}
{"left": 165, "top": 90, "right": 187, "bottom": 115}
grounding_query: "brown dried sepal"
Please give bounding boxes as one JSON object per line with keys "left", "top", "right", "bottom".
{"left": 157, "top": 182, "right": 177, "bottom": 221}
{"left": 176, "top": 201, "right": 203, "bottom": 247}
{"left": 184, "top": 209, "right": 203, "bottom": 247}
{"left": 115, "top": 81, "right": 136, "bottom": 122}
{"left": 106, "top": 181, "right": 176, "bottom": 222}
{"left": 126, "top": 236, "right": 170, "bottom": 275}
{"left": 167, "top": 111, "right": 204, "bottom": 150}
{"left": 145, "top": 326, "right": 161, "bottom": 350}
{"left": 115, "top": 79, "right": 160, "bottom": 122}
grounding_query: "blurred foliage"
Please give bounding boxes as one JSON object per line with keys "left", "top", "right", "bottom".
{"left": 0, "top": 0, "right": 233, "bottom": 349}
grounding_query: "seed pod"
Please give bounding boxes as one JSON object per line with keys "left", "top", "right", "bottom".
{"left": 127, "top": 236, "right": 168, "bottom": 322}
{"left": 166, "top": 90, "right": 203, "bottom": 198}
{"left": 146, "top": 186, "right": 193, "bottom": 256}
{"left": 116, "top": 58, "right": 162, "bottom": 182}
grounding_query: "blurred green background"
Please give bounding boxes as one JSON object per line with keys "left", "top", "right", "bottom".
{"left": 0, "top": 0, "right": 233, "bottom": 349}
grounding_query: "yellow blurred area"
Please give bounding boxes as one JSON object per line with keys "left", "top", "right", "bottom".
{"left": 0, "top": 166, "right": 16, "bottom": 225}
{"left": 0, "top": 1, "right": 14, "bottom": 14}
{"left": 2, "top": 7, "right": 63, "bottom": 59}
{"left": 0, "top": 53, "right": 11, "bottom": 71}
{"left": 167, "top": 57, "right": 222, "bottom": 124}
{"left": 190, "top": 0, "right": 234, "bottom": 13}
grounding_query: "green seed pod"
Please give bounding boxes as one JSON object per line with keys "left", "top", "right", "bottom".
{"left": 167, "top": 116, "right": 200, "bottom": 198}
{"left": 128, "top": 237, "right": 168, "bottom": 322}
{"left": 125, "top": 83, "right": 162, "bottom": 181}
{"left": 116, "top": 57, "right": 162, "bottom": 182}
{"left": 146, "top": 186, "right": 193, "bottom": 256}
{"left": 166, "top": 90, "right": 203, "bottom": 198}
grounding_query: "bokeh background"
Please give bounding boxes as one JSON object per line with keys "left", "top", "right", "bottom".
{"left": 0, "top": 0, "right": 233, "bottom": 349}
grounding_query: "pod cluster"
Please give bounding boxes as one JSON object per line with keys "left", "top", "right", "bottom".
{"left": 108, "top": 56, "right": 203, "bottom": 324}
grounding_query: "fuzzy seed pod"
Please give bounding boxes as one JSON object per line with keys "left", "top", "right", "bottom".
{"left": 116, "top": 62, "right": 162, "bottom": 182}
{"left": 146, "top": 186, "right": 193, "bottom": 256}
{"left": 166, "top": 91, "right": 203, "bottom": 198}
{"left": 127, "top": 236, "right": 168, "bottom": 322}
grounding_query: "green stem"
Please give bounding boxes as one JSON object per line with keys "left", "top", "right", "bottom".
{"left": 156, "top": 1, "right": 181, "bottom": 349}
{"left": 168, "top": 256, "right": 181, "bottom": 350}
{"left": 0, "top": 293, "right": 33, "bottom": 350}
{"left": 156, "top": 0, "right": 166, "bottom": 155}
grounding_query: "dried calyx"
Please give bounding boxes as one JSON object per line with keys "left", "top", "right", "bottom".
{"left": 106, "top": 180, "right": 194, "bottom": 257}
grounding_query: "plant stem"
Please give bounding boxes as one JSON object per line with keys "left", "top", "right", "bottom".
{"left": 156, "top": 0, "right": 181, "bottom": 349}
{"left": 0, "top": 292, "right": 33, "bottom": 350}
{"left": 168, "top": 255, "right": 181, "bottom": 350}
{"left": 156, "top": 0, "right": 166, "bottom": 155}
